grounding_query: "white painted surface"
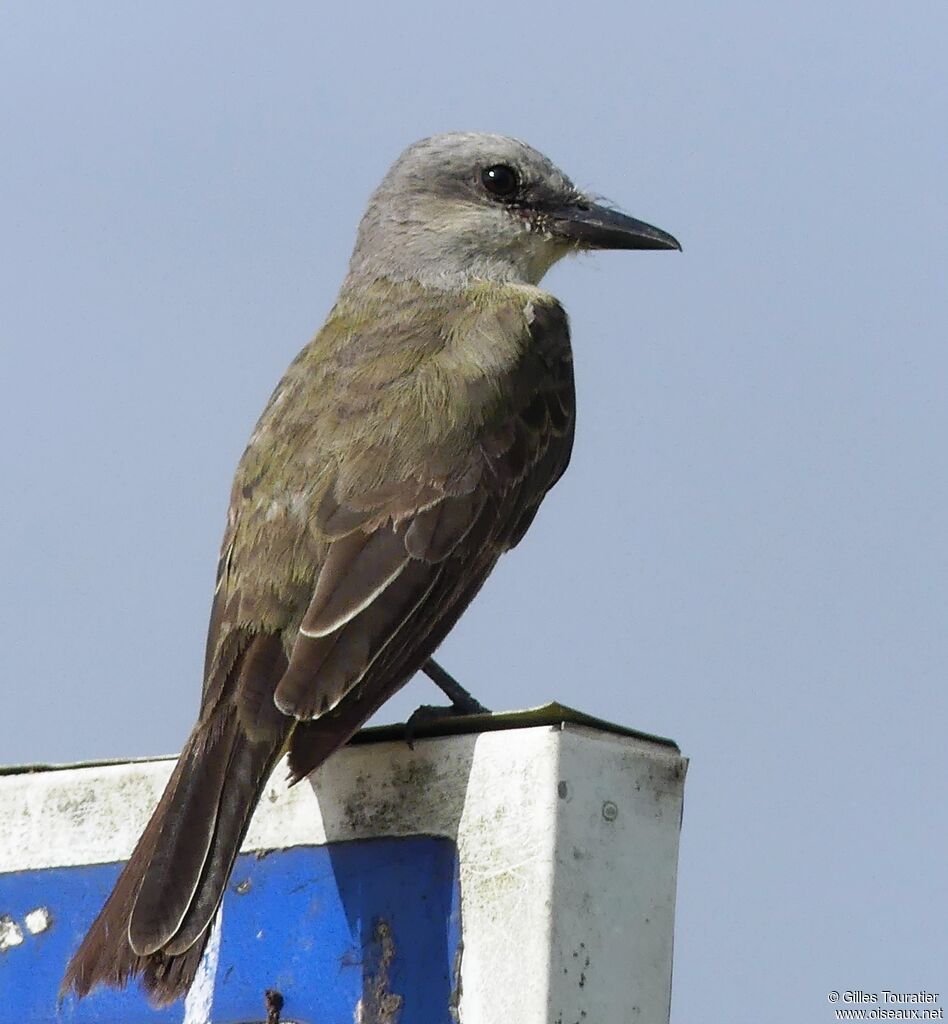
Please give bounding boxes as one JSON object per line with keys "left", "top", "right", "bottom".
{"left": 0, "top": 914, "right": 25, "bottom": 951}
{"left": 182, "top": 910, "right": 223, "bottom": 1024}
{"left": 0, "top": 721, "right": 687, "bottom": 1023}
{"left": 23, "top": 907, "right": 52, "bottom": 935}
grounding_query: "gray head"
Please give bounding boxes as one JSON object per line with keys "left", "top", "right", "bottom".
{"left": 346, "top": 132, "right": 679, "bottom": 289}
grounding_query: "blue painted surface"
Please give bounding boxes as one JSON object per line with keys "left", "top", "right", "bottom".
{"left": 0, "top": 837, "right": 462, "bottom": 1023}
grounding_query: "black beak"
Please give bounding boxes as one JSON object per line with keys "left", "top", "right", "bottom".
{"left": 551, "top": 200, "right": 681, "bottom": 251}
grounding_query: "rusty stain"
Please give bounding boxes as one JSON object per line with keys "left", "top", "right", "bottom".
{"left": 265, "top": 988, "right": 284, "bottom": 1024}
{"left": 354, "top": 919, "right": 403, "bottom": 1023}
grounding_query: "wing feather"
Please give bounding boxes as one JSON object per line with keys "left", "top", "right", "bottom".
{"left": 300, "top": 526, "right": 409, "bottom": 638}
{"left": 282, "top": 299, "right": 576, "bottom": 757}
{"left": 221, "top": 295, "right": 574, "bottom": 741}
{"left": 274, "top": 560, "right": 440, "bottom": 719}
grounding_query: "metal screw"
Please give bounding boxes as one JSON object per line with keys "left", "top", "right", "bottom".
{"left": 601, "top": 801, "right": 619, "bottom": 822}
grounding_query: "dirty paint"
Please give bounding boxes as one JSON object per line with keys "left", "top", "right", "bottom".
{"left": 354, "top": 919, "right": 403, "bottom": 1023}
{"left": 0, "top": 837, "right": 461, "bottom": 1023}
{"left": 264, "top": 988, "right": 285, "bottom": 1023}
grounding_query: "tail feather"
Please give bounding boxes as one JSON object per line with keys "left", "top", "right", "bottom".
{"left": 129, "top": 712, "right": 239, "bottom": 955}
{"left": 61, "top": 709, "right": 288, "bottom": 1007}
{"left": 59, "top": 752, "right": 193, "bottom": 1003}
{"left": 165, "top": 730, "right": 284, "bottom": 954}
{"left": 140, "top": 942, "right": 207, "bottom": 1006}
{"left": 62, "top": 632, "right": 293, "bottom": 1008}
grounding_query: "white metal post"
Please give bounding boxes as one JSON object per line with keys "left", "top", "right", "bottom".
{"left": 0, "top": 706, "right": 687, "bottom": 1023}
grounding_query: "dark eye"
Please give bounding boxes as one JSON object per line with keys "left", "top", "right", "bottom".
{"left": 481, "top": 164, "right": 520, "bottom": 200}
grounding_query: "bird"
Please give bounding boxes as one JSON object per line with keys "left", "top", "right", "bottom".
{"left": 61, "top": 132, "right": 680, "bottom": 1006}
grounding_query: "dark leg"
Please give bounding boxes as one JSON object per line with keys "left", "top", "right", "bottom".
{"left": 421, "top": 658, "right": 491, "bottom": 714}
{"left": 404, "top": 659, "right": 492, "bottom": 748}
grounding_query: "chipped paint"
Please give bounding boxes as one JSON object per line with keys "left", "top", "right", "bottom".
{"left": 23, "top": 907, "right": 51, "bottom": 934}
{"left": 448, "top": 937, "right": 464, "bottom": 1023}
{"left": 354, "top": 919, "right": 403, "bottom": 1024}
{"left": 0, "top": 913, "right": 24, "bottom": 951}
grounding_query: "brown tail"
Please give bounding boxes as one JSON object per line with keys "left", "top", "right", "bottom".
{"left": 60, "top": 706, "right": 289, "bottom": 1007}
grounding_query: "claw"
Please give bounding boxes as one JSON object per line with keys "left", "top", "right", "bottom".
{"left": 403, "top": 701, "right": 489, "bottom": 749}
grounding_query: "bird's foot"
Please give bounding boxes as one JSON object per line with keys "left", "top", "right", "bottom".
{"left": 403, "top": 700, "right": 491, "bottom": 750}
{"left": 405, "top": 659, "right": 491, "bottom": 749}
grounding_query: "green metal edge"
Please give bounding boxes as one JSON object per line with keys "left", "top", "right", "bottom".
{"left": 0, "top": 703, "right": 678, "bottom": 777}
{"left": 349, "top": 702, "right": 680, "bottom": 751}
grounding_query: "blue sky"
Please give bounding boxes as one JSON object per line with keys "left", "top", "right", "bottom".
{"left": 2, "top": 3, "right": 946, "bottom": 1020}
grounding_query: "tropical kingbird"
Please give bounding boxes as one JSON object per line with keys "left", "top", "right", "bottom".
{"left": 62, "top": 132, "right": 679, "bottom": 1005}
